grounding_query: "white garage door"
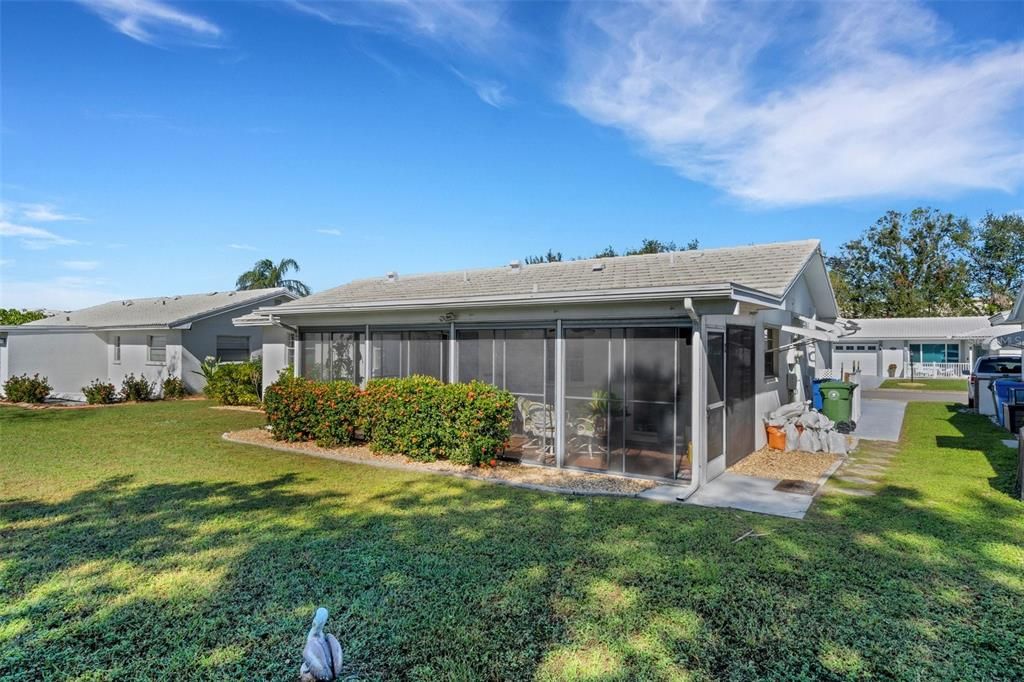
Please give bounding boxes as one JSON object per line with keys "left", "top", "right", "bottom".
{"left": 834, "top": 344, "right": 878, "bottom": 376}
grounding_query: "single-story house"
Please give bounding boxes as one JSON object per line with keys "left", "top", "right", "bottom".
{"left": 236, "top": 240, "right": 839, "bottom": 490}
{"left": 0, "top": 288, "right": 295, "bottom": 401}
{"left": 828, "top": 316, "right": 1004, "bottom": 379}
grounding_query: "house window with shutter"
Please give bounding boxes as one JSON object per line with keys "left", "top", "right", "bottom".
{"left": 216, "top": 335, "right": 250, "bottom": 362}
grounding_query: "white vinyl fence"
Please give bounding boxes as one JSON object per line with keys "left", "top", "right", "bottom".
{"left": 909, "top": 362, "right": 971, "bottom": 378}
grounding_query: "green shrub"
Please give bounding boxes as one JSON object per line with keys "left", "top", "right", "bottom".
{"left": 82, "top": 379, "right": 118, "bottom": 405}
{"left": 3, "top": 373, "right": 51, "bottom": 403}
{"left": 262, "top": 374, "right": 514, "bottom": 465}
{"left": 120, "top": 374, "right": 155, "bottom": 402}
{"left": 161, "top": 376, "right": 187, "bottom": 400}
{"left": 263, "top": 374, "right": 360, "bottom": 446}
{"left": 359, "top": 376, "right": 515, "bottom": 465}
{"left": 203, "top": 360, "right": 261, "bottom": 406}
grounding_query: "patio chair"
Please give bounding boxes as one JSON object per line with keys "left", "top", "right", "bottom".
{"left": 567, "top": 415, "right": 608, "bottom": 465}
{"left": 520, "top": 399, "right": 555, "bottom": 455}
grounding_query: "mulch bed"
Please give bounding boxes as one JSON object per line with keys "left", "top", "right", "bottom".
{"left": 225, "top": 427, "right": 660, "bottom": 496}
{"left": 729, "top": 446, "right": 843, "bottom": 483}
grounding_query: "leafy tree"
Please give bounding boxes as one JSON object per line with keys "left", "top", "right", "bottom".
{"left": 524, "top": 250, "right": 563, "bottom": 264}
{"left": 593, "top": 245, "right": 618, "bottom": 259}
{"left": 235, "top": 258, "right": 311, "bottom": 297}
{"left": 827, "top": 208, "right": 974, "bottom": 318}
{"left": 971, "top": 212, "right": 1024, "bottom": 314}
{"left": 0, "top": 308, "right": 48, "bottom": 325}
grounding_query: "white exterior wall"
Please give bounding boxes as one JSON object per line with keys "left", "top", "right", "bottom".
{"left": 106, "top": 330, "right": 182, "bottom": 396}
{"left": 1, "top": 331, "right": 108, "bottom": 400}
{"left": 260, "top": 326, "right": 291, "bottom": 391}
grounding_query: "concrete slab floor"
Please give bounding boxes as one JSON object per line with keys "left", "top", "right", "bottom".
{"left": 854, "top": 399, "right": 907, "bottom": 442}
{"left": 638, "top": 484, "right": 694, "bottom": 504}
{"left": 684, "top": 473, "right": 813, "bottom": 519}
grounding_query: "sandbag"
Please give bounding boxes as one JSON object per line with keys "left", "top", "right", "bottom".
{"left": 784, "top": 423, "right": 800, "bottom": 452}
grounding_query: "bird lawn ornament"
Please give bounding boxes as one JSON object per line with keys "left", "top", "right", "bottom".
{"left": 299, "top": 607, "right": 343, "bottom": 681}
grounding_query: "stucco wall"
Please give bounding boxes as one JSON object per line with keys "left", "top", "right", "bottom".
{"left": 260, "top": 326, "right": 291, "bottom": 392}
{"left": 106, "top": 330, "right": 182, "bottom": 396}
{"left": 2, "top": 331, "right": 108, "bottom": 400}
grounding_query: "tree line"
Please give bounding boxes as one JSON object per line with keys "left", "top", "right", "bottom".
{"left": 827, "top": 208, "right": 1023, "bottom": 318}
{"left": 524, "top": 238, "right": 700, "bottom": 264}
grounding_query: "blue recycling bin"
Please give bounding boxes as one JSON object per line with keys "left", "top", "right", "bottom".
{"left": 993, "top": 379, "right": 1024, "bottom": 427}
{"left": 812, "top": 379, "right": 825, "bottom": 411}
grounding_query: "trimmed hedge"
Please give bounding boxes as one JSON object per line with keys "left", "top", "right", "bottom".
{"left": 263, "top": 375, "right": 361, "bottom": 447}
{"left": 263, "top": 375, "right": 515, "bottom": 466}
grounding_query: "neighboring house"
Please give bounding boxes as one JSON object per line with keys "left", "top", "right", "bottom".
{"left": 1002, "top": 285, "right": 1024, "bottom": 326}
{"left": 236, "top": 240, "right": 839, "bottom": 490}
{"left": 829, "top": 316, "right": 1005, "bottom": 379}
{"left": 0, "top": 288, "right": 295, "bottom": 400}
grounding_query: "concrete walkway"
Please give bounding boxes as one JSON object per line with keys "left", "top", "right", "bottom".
{"left": 683, "top": 473, "right": 817, "bottom": 519}
{"left": 862, "top": 389, "right": 966, "bottom": 403}
{"left": 854, "top": 399, "right": 906, "bottom": 442}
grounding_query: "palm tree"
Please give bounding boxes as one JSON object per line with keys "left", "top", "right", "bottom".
{"left": 235, "top": 258, "right": 311, "bottom": 297}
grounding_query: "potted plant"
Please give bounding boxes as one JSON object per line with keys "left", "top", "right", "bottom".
{"left": 888, "top": 363, "right": 897, "bottom": 377}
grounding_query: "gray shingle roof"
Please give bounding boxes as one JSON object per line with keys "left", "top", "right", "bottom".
{"left": 273, "top": 240, "right": 822, "bottom": 311}
{"left": 844, "top": 316, "right": 992, "bottom": 340}
{"left": 18, "top": 288, "right": 292, "bottom": 330}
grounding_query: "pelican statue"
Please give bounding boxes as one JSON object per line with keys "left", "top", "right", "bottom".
{"left": 299, "top": 607, "right": 343, "bottom": 681}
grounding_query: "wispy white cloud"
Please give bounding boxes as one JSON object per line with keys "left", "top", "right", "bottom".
{"left": 21, "top": 203, "right": 87, "bottom": 222}
{"left": 60, "top": 260, "right": 101, "bottom": 271}
{"left": 77, "top": 0, "right": 222, "bottom": 47}
{"left": 450, "top": 67, "right": 512, "bottom": 108}
{"left": 563, "top": 1, "right": 1024, "bottom": 205}
{"left": 0, "top": 276, "right": 126, "bottom": 310}
{"left": 0, "top": 259, "right": 13, "bottom": 267}
{"left": 315, "top": 228, "right": 343, "bottom": 236}
{"left": 228, "top": 243, "right": 258, "bottom": 251}
{"left": 0, "top": 221, "right": 80, "bottom": 249}
{"left": 288, "top": 0, "right": 508, "bottom": 54}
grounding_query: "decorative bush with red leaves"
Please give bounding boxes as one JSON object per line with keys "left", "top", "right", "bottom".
{"left": 263, "top": 374, "right": 360, "bottom": 447}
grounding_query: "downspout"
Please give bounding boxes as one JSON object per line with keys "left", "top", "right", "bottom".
{"left": 679, "top": 298, "right": 701, "bottom": 500}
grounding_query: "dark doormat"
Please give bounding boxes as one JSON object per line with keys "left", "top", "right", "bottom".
{"left": 774, "top": 479, "right": 818, "bottom": 495}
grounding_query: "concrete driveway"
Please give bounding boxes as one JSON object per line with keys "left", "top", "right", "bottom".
{"left": 861, "top": 389, "right": 967, "bottom": 403}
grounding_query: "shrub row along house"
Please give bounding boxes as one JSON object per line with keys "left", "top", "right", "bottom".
{"left": 235, "top": 240, "right": 839, "bottom": 489}
{"left": 0, "top": 288, "right": 293, "bottom": 400}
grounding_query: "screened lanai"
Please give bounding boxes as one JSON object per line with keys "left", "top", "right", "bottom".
{"left": 297, "top": 323, "right": 695, "bottom": 481}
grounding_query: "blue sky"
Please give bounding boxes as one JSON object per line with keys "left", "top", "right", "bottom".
{"left": 1, "top": 0, "right": 1022, "bottom": 309}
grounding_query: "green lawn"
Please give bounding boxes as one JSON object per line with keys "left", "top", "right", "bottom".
{"left": 878, "top": 378, "right": 969, "bottom": 391}
{"left": 1, "top": 401, "right": 1021, "bottom": 681}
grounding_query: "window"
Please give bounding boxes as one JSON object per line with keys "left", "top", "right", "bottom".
{"left": 301, "top": 331, "right": 364, "bottom": 383}
{"left": 285, "top": 333, "right": 295, "bottom": 368}
{"left": 113, "top": 335, "right": 121, "bottom": 362}
{"left": 216, "top": 335, "right": 250, "bottom": 362}
{"left": 148, "top": 335, "right": 167, "bottom": 363}
{"left": 370, "top": 330, "right": 448, "bottom": 381}
{"left": 763, "top": 327, "right": 779, "bottom": 379}
{"left": 910, "top": 343, "right": 959, "bottom": 363}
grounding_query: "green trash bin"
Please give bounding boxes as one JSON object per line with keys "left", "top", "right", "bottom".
{"left": 818, "top": 381, "right": 857, "bottom": 423}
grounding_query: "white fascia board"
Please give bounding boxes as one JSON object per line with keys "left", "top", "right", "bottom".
{"left": 256, "top": 284, "right": 756, "bottom": 316}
